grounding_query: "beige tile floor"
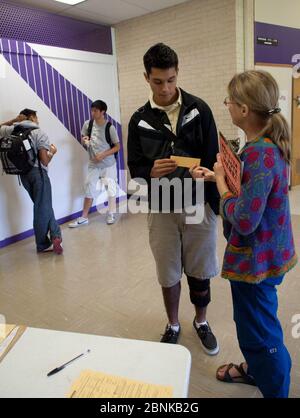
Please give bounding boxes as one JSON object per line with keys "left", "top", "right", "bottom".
{"left": 0, "top": 187, "right": 299, "bottom": 398}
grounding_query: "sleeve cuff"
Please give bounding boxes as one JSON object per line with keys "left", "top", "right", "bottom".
{"left": 220, "top": 191, "right": 235, "bottom": 219}
{"left": 221, "top": 191, "right": 234, "bottom": 201}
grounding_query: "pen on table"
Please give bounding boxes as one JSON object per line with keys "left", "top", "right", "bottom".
{"left": 47, "top": 349, "right": 91, "bottom": 377}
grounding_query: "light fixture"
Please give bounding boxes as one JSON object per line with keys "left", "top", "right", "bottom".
{"left": 53, "top": 0, "right": 85, "bottom": 5}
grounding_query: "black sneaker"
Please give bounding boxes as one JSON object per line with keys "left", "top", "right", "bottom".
{"left": 193, "top": 318, "right": 219, "bottom": 355}
{"left": 160, "top": 324, "right": 181, "bottom": 344}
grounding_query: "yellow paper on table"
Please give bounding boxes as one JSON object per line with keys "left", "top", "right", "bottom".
{"left": 0, "top": 324, "right": 27, "bottom": 363}
{"left": 0, "top": 324, "right": 16, "bottom": 344}
{"left": 67, "top": 370, "right": 173, "bottom": 398}
{"left": 170, "top": 155, "right": 200, "bottom": 168}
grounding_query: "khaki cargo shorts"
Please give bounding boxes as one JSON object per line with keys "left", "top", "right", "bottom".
{"left": 147, "top": 203, "right": 219, "bottom": 288}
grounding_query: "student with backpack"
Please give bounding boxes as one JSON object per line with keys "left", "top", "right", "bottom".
{"left": 0, "top": 109, "right": 63, "bottom": 254}
{"left": 69, "top": 100, "right": 120, "bottom": 227}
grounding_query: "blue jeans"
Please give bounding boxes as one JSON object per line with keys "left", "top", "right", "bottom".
{"left": 230, "top": 276, "right": 291, "bottom": 398}
{"left": 21, "top": 167, "right": 61, "bottom": 251}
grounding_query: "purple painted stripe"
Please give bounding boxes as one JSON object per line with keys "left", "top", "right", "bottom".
{"left": 81, "top": 93, "right": 88, "bottom": 121}
{"left": 39, "top": 59, "right": 50, "bottom": 108}
{"left": 0, "top": 197, "right": 127, "bottom": 249}
{"left": 8, "top": 38, "right": 17, "bottom": 54}
{"left": 59, "top": 74, "right": 69, "bottom": 130}
{"left": 8, "top": 40, "right": 19, "bottom": 74}
{"left": 76, "top": 90, "right": 85, "bottom": 136}
{"left": 17, "top": 41, "right": 26, "bottom": 55}
{"left": 31, "top": 54, "right": 43, "bottom": 100}
{"left": 82, "top": 95, "right": 88, "bottom": 121}
{"left": 65, "top": 80, "right": 75, "bottom": 138}
{"left": 17, "top": 47, "right": 28, "bottom": 83}
{"left": 46, "top": 62, "right": 57, "bottom": 116}
{"left": 1, "top": 38, "right": 9, "bottom": 52}
{"left": 24, "top": 45, "right": 35, "bottom": 90}
{"left": 52, "top": 68, "right": 64, "bottom": 124}
{"left": 1, "top": 38, "right": 11, "bottom": 64}
{"left": 0, "top": 228, "right": 35, "bottom": 249}
{"left": 255, "top": 22, "right": 300, "bottom": 65}
{"left": 71, "top": 85, "right": 81, "bottom": 141}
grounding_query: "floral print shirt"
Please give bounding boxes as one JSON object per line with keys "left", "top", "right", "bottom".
{"left": 220, "top": 137, "right": 297, "bottom": 283}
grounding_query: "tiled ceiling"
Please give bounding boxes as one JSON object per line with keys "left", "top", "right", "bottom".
{"left": 7, "top": 0, "right": 190, "bottom": 25}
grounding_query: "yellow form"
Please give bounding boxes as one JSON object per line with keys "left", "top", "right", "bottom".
{"left": 67, "top": 369, "right": 173, "bottom": 398}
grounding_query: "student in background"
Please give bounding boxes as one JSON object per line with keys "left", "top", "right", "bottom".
{"left": 192, "top": 70, "right": 297, "bottom": 397}
{"left": 69, "top": 100, "right": 120, "bottom": 227}
{"left": 0, "top": 109, "right": 63, "bottom": 254}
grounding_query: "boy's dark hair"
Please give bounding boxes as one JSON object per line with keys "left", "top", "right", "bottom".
{"left": 143, "top": 43, "right": 178, "bottom": 76}
{"left": 91, "top": 100, "right": 107, "bottom": 113}
{"left": 19, "top": 108, "right": 37, "bottom": 118}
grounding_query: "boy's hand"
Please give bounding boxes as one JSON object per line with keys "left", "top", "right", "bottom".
{"left": 50, "top": 144, "right": 57, "bottom": 155}
{"left": 15, "top": 114, "right": 27, "bottom": 123}
{"left": 150, "top": 158, "right": 177, "bottom": 178}
{"left": 92, "top": 152, "right": 105, "bottom": 163}
{"left": 81, "top": 136, "right": 90, "bottom": 146}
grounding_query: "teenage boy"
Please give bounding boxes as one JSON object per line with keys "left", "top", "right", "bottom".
{"left": 69, "top": 100, "right": 120, "bottom": 227}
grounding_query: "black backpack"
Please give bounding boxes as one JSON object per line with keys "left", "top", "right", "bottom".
{"left": 87, "top": 120, "right": 118, "bottom": 160}
{"left": 0, "top": 125, "right": 38, "bottom": 175}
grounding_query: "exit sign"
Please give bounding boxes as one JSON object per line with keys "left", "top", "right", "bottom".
{"left": 257, "top": 37, "right": 279, "bottom": 46}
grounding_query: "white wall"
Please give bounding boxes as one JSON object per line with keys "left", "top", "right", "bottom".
{"left": 255, "top": 65, "right": 293, "bottom": 129}
{"left": 255, "top": 0, "right": 300, "bottom": 29}
{"left": 254, "top": 0, "right": 297, "bottom": 133}
{"left": 0, "top": 30, "right": 121, "bottom": 243}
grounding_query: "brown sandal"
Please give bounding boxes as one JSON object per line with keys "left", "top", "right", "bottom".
{"left": 216, "top": 362, "right": 256, "bottom": 386}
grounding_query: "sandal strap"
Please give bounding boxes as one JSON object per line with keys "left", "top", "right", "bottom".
{"left": 236, "top": 363, "right": 248, "bottom": 378}
{"left": 216, "top": 362, "right": 256, "bottom": 386}
{"left": 236, "top": 363, "right": 255, "bottom": 385}
{"left": 223, "top": 363, "right": 236, "bottom": 383}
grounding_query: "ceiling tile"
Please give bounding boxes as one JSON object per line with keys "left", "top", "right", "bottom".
{"left": 4, "top": 0, "right": 190, "bottom": 25}
{"left": 74, "top": 0, "right": 148, "bottom": 21}
{"left": 124, "top": 0, "right": 189, "bottom": 13}
{"left": 7, "top": 0, "right": 69, "bottom": 13}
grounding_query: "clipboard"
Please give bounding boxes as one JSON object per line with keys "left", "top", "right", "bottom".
{"left": 0, "top": 325, "right": 27, "bottom": 363}
{"left": 219, "top": 132, "right": 242, "bottom": 196}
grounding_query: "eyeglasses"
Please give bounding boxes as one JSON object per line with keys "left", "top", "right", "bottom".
{"left": 223, "top": 97, "right": 238, "bottom": 106}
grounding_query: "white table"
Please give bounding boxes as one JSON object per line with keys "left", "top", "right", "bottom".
{"left": 0, "top": 327, "right": 191, "bottom": 398}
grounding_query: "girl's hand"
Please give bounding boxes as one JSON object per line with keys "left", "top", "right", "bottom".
{"left": 213, "top": 154, "right": 226, "bottom": 178}
{"left": 189, "top": 165, "right": 216, "bottom": 182}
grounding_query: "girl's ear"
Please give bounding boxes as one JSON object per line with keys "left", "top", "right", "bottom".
{"left": 241, "top": 104, "right": 249, "bottom": 117}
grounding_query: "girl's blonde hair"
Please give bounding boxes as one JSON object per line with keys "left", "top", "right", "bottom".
{"left": 228, "top": 70, "right": 291, "bottom": 163}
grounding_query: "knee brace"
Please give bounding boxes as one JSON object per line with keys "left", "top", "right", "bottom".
{"left": 187, "top": 276, "right": 211, "bottom": 308}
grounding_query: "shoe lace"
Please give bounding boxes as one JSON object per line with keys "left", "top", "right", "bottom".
{"left": 198, "top": 323, "right": 212, "bottom": 336}
{"left": 161, "top": 326, "right": 177, "bottom": 338}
